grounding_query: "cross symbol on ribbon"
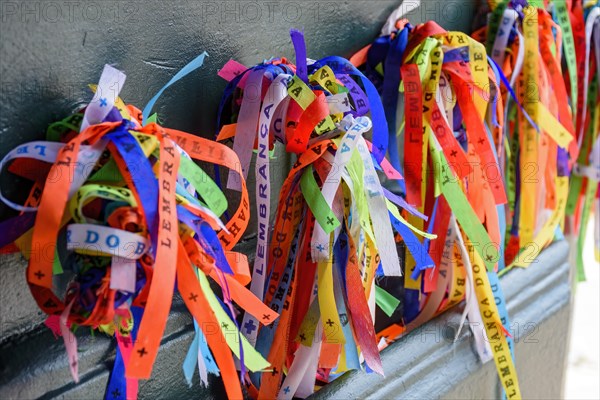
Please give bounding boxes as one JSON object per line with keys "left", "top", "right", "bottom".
{"left": 244, "top": 319, "right": 257, "bottom": 334}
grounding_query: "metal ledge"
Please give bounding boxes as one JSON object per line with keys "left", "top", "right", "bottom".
{"left": 0, "top": 241, "right": 571, "bottom": 399}
{"left": 311, "top": 241, "right": 572, "bottom": 400}
{"left": 0, "top": 240, "right": 260, "bottom": 399}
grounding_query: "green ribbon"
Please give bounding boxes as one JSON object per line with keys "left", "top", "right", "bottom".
{"left": 375, "top": 285, "right": 401, "bottom": 317}
{"left": 300, "top": 166, "right": 340, "bottom": 233}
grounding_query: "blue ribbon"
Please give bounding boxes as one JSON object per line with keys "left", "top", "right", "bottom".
{"left": 388, "top": 211, "right": 435, "bottom": 280}
{"left": 332, "top": 246, "right": 360, "bottom": 371}
{"left": 176, "top": 205, "right": 233, "bottom": 275}
{"left": 290, "top": 29, "right": 308, "bottom": 83}
{"left": 142, "top": 52, "right": 209, "bottom": 125}
{"left": 0, "top": 212, "right": 35, "bottom": 248}
{"left": 489, "top": 56, "right": 540, "bottom": 133}
{"left": 105, "top": 306, "right": 143, "bottom": 400}
{"left": 309, "top": 56, "right": 389, "bottom": 164}
{"left": 183, "top": 319, "right": 220, "bottom": 387}
{"left": 403, "top": 288, "right": 421, "bottom": 324}
{"left": 107, "top": 125, "right": 159, "bottom": 253}
{"left": 252, "top": 227, "right": 300, "bottom": 387}
{"left": 382, "top": 27, "right": 409, "bottom": 191}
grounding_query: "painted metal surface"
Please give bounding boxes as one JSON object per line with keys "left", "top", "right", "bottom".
{"left": 311, "top": 241, "right": 572, "bottom": 399}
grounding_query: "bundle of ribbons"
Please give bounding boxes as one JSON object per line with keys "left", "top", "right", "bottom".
{"left": 0, "top": 1, "right": 598, "bottom": 399}
{"left": 216, "top": 30, "right": 429, "bottom": 397}
{"left": 472, "top": 0, "right": 599, "bottom": 280}
{"left": 0, "top": 55, "right": 280, "bottom": 400}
